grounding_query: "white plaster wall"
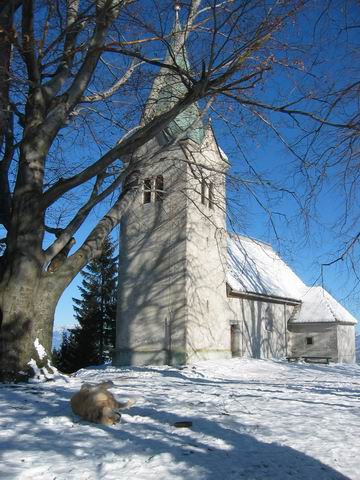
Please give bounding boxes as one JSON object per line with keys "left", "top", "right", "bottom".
{"left": 183, "top": 133, "right": 233, "bottom": 362}
{"left": 114, "top": 139, "right": 190, "bottom": 365}
{"left": 114, "top": 128, "right": 240, "bottom": 365}
{"left": 227, "top": 297, "right": 289, "bottom": 358}
{"left": 287, "top": 323, "right": 338, "bottom": 360}
{"left": 337, "top": 324, "right": 356, "bottom": 363}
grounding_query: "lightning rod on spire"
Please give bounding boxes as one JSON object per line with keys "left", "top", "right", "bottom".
{"left": 174, "top": 2, "right": 181, "bottom": 21}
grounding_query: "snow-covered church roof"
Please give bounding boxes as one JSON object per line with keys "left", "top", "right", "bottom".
{"left": 227, "top": 234, "right": 305, "bottom": 301}
{"left": 227, "top": 234, "right": 357, "bottom": 325}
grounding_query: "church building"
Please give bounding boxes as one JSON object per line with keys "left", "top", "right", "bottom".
{"left": 113, "top": 12, "right": 357, "bottom": 367}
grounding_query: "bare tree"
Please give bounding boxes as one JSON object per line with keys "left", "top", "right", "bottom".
{"left": 0, "top": 0, "right": 358, "bottom": 381}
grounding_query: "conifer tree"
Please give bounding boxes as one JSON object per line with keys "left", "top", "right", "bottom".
{"left": 52, "top": 331, "right": 77, "bottom": 373}
{"left": 55, "top": 237, "right": 118, "bottom": 373}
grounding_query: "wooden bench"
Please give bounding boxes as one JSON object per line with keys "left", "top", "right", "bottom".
{"left": 302, "top": 356, "right": 332, "bottom": 364}
{"left": 286, "top": 356, "right": 332, "bottom": 364}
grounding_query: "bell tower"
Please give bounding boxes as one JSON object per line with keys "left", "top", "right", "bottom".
{"left": 113, "top": 8, "right": 231, "bottom": 366}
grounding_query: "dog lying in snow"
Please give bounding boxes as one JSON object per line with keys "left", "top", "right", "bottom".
{"left": 70, "top": 381, "right": 135, "bottom": 426}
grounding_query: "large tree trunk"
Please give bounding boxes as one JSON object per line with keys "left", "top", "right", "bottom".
{"left": 0, "top": 262, "right": 63, "bottom": 381}
{"left": 0, "top": 137, "right": 63, "bottom": 381}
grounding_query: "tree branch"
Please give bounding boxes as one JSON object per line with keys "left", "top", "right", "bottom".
{"left": 321, "top": 232, "right": 360, "bottom": 269}
{"left": 21, "top": 0, "right": 40, "bottom": 84}
{"left": 80, "top": 58, "right": 142, "bottom": 103}
{"left": 42, "top": 85, "right": 203, "bottom": 207}
{"left": 44, "top": 169, "right": 125, "bottom": 263}
{"left": 40, "top": 1, "right": 126, "bottom": 144}
{"left": 59, "top": 169, "right": 140, "bottom": 277}
{"left": 220, "top": 92, "right": 360, "bottom": 131}
{"left": 43, "top": 0, "right": 85, "bottom": 99}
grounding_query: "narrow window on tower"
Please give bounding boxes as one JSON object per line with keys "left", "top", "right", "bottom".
{"left": 143, "top": 178, "right": 152, "bottom": 204}
{"left": 201, "top": 179, "right": 214, "bottom": 209}
{"left": 201, "top": 179, "right": 207, "bottom": 205}
{"left": 155, "top": 175, "right": 165, "bottom": 202}
{"left": 208, "top": 182, "right": 214, "bottom": 209}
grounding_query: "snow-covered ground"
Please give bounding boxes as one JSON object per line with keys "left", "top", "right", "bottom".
{"left": 1, "top": 358, "right": 359, "bottom": 480}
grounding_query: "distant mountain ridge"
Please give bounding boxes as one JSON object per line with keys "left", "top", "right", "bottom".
{"left": 52, "top": 329, "right": 67, "bottom": 350}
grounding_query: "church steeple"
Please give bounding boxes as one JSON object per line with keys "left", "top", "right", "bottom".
{"left": 114, "top": 4, "right": 230, "bottom": 369}
{"left": 143, "top": 4, "right": 205, "bottom": 144}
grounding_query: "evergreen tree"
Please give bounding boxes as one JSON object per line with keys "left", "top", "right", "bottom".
{"left": 52, "top": 330, "right": 78, "bottom": 373}
{"left": 54, "top": 237, "right": 118, "bottom": 373}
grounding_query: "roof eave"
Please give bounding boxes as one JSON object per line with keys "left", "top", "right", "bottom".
{"left": 290, "top": 320, "right": 357, "bottom": 326}
{"left": 226, "top": 284, "right": 302, "bottom": 306}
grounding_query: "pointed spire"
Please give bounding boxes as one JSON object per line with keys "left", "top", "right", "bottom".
{"left": 142, "top": 4, "right": 205, "bottom": 145}
{"left": 168, "top": 2, "right": 187, "bottom": 70}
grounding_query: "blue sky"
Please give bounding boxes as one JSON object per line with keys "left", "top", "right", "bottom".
{"left": 0, "top": 0, "right": 344, "bottom": 335}
{"left": 53, "top": 1, "right": 359, "bottom": 334}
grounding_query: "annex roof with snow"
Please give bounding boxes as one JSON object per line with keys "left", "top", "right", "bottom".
{"left": 294, "top": 286, "right": 357, "bottom": 325}
{"left": 227, "top": 234, "right": 357, "bottom": 325}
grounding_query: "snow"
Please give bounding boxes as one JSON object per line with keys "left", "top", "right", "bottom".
{"left": 227, "top": 234, "right": 306, "bottom": 300}
{"left": 1, "top": 358, "right": 359, "bottom": 479}
{"left": 27, "top": 358, "right": 66, "bottom": 384}
{"left": 293, "top": 287, "right": 357, "bottom": 325}
{"left": 34, "top": 338, "right": 47, "bottom": 360}
{"left": 218, "top": 146, "right": 229, "bottom": 162}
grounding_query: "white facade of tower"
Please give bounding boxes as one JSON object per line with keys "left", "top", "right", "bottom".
{"left": 113, "top": 129, "right": 233, "bottom": 366}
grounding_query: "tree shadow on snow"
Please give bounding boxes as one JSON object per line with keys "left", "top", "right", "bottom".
{"left": 0, "top": 384, "right": 351, "bottom": 480}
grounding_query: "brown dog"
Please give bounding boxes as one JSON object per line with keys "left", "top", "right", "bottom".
{"left": 70, "top": 381, "right": 135, "bottom": 426}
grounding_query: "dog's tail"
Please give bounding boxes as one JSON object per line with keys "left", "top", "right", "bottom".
{"left": 117, "top": 398, "right": 136, "bottom": 410}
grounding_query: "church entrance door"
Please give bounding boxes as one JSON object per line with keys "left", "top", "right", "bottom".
{"left": 231, "top": 324, "right": 241, "bottom": 357}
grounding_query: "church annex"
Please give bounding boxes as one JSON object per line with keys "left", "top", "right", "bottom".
{"left": 113, "top": 12, "right": 357, "bottom": 367}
